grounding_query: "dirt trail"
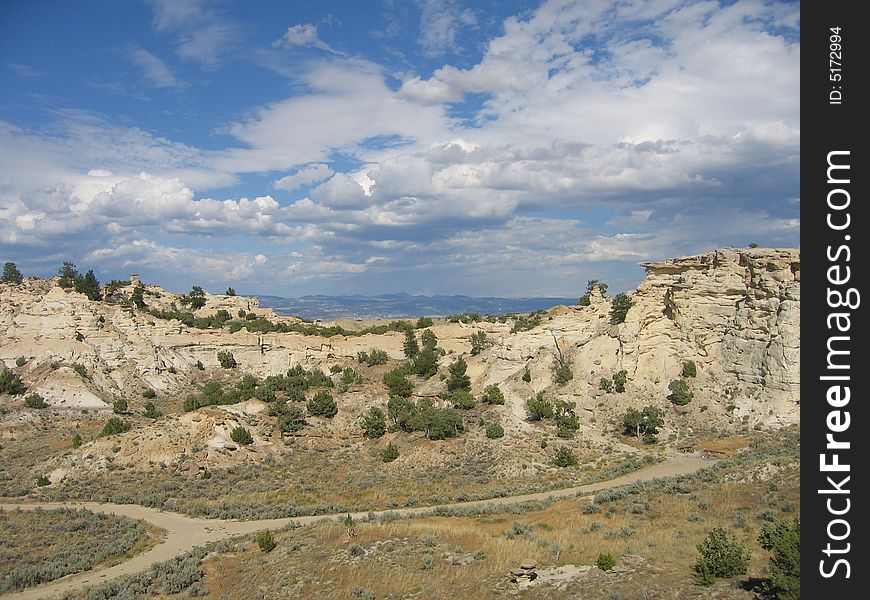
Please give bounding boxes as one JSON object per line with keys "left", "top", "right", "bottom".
{"left": 0, "top": 452, "right": 713, "bottom": 600}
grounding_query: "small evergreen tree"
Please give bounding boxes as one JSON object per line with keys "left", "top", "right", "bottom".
{"left": 217, "top": 351, "right": 236, "bottom": 369}
{"left": 526, "top": 392, "right": 553, "bottom": 421}
{"left": 381, "top": 442, "right": 400, "bottom": 462}
{"left": 277, "top": 405, "right": 306, "bottom": 433}
{"left": 130, "top": 283, "right": 146, "bottom": 308}
{"left": 57, "top": 262, "right": 78, "bottom": 288}
{"left": 308, "top": 390, "right": 338, "bottom": 417}
{"left": 1, "top": 262, "right": 23, "bottom": 284}
{"left": 403, "top": 330, "right": 419, "bottom": 359}
{"left": 416, "top": 317, "right": 433, "bottom": 328}
{"left": 481, "top": 384, "right": 505, "bottom": 405}
{"left": 553, "top": 446, "right": 578, "bottom": 467}
{"left": 693, "top": 527, "right": 750, "bottom": 586}
{"left": 383, "top": 368, "right": 413, "bottom": 397}
{"left": 596, "top": 553, "right": 616, "bottom": 571}
{"left": 143, "top": 401, "right": 161, "bottom": 419}
{"left": 553, "top": 363, "right": 573, "bottom": 385}
{"left": 255, "top": 530, "right": 276, "bottom": 552}
{"left": 112, "top": 398, "right": 128, "bottom": 414}
{"left": 100, "top": 417, "right": 131, "bottom": 436}
{"left": 143, "top": 388, "right": 157, "bottom": 399}
{"left": 75, "top": 270, "right": 102, "bottom": 301}
{"left": 669, "top": 379, "right": 693, "bottom": 405}
{"left": 446, "top": 357, "right": 471, "bottom": 392}
{"left": 759, "top": 519, "right": 800, "bottom": 599}
{"left": 622, "top": 405, "right": 663, "bottom": 443}
{"left": 24, "top": 393, "right": 46, "bottom": 408}
{"left": 609, "top": 293, "right": 634, "bottom": 324}
{"left": 225, "top": 287, "right": 236, "bottom": 296}
{"left": 450, "top": 389, "right": 475, "bottom": 409}
{"left": 682, "top": 360, "right": 698, "bottom": 378}
{"left": 0, "top": 369, "right": 25, "bottom": 395}
{"left": 613, "top": 369, "right": 628, "bottom": 393}
{"left": 485, "top": 422, "right": 504, "bottom": 439}
{"left": 361, "top": 406, "right": 387, "bottom": 438}
{"left": 230, "top": 426, "right": 253, "bottom": 445}
{"left": 469, "top": 331, "right": 491, "bottom": 355}
{"left": 182, "top": 285, "right": 207, "bottom": 309}
{"left": 522, "top": 367, "right": 531, "bottom": 382}
{"left": 421, "top": 329, "right": 438, "bottom": 351}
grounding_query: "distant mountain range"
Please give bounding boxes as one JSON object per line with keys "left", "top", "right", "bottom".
{"left": 256, "top": 293, "right": 578, "bottom": 321}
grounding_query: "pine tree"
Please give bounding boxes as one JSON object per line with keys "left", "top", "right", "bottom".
{"left": 1, "top": 262, "right": 23, "bottom": 284}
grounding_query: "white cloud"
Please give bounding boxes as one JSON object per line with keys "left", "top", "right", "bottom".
{"left": 147, "top": 0, "right": 239, "bottom": 69}
{"left": 416, "top": 0, "right": 477, "bottom": 57}
{"left": 128, "top": 47, "right": 185, "bottom": 89}
{"left": 273, "top": 164, "right": 334, "bottom": 191}
{"left": 273, "top": 24, "right": 342, "bottom": 55}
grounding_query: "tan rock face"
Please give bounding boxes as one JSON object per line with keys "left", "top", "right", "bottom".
{"left": 1, "top": 247, "right": 799, "bottom": 433}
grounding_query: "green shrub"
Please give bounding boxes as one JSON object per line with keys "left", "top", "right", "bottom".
{"left": 596, "top": 553, "right": 616, "bottom": 571}
{"left": 682, "top": 360, "right": 698, "bottom": 378}
{"left": 451, "top": 390, "right": 475, "bottom": 409}
{"left": 553, "top": 363, "right": 573, "bottom": 385}
{"left": 446, "top": 358, "right": 471, "bottom": 392}
{"left": 230, "top": 426, "right": 253, "bottom": 445}
{"left": 526, "top": 392, "right": 553, "bottom": 421}
{"left": 522, "top": 367, "right": 531, "bottom": 382}
{"left": 36, "top": 475, "right": 50, "bottom": 487}
{"left": 277, "top": 405, "right": 306, "bottom": 433}
{"left": 113, "top": 398, "right": 128, "bottom": 414}
{"left": 469, "top": 331, "right": 492, "bottom": 355}
{"left": 381, "top": 442, "right": 400, "bottom": 462}
{"left": 308, "top": 390, "right": 338, "bottom": 417}
{"left": 622, "top": 406, "right": 664, "bottom": 442}
{"left": 485, "top": 422, "right": 504, "bottom": 439}
{"left": 330, "top": 364, "right": 343, "bottom": 374}
{"left": 225, "top": 287, "right": 236, "bottom": 296}
{"left": 361, "top": 407, "right": 387, "bottom": 438}
{"left": 358, "top": 348, "right": 389, "bottom": 366}
{"left": 100, "top": 417, "right": 130, "bottom": 437}
{"left": 15, "top": 356, "right": 26, "bottom": 367}
{"left": 759, "top": 519, "right": 800, "bottom": 599}
{"left": 142, "top": 388, "right": 157, "bottom": 399}
{"left": 553, "top": 446, "right": 578, "bottom": 467}
{"left": 2, "top": 262, "right": 24, "bottom": 284}
{"left": 71, "top": 433, "right": 82, "bottom": 448}
{"left": 255, "top": 530, "right": 276, "bottom": 553}
{"left": 669, "top": 379, "right": 693, "bottom": 405}
{"left": 383, "top": 368, "right": 413, "bottom": 397}
{"left": 599, "top": 377, "right": 613, "bottom": 393}
{"left": 71, "top": 363, "right": 87, "bottom": 378}
{"left": 217, "top": 351, "right": 236, "bottom": 369}
{"left": 609, "top": 293, "right": 634, "bottom": 324}
{"left": 24, "top": 393, "right": 46, "bottom": 409}
{"left": 693, "top": 527, "right": 750, "bottom": 586}
{"left": 403, "top": 329, "right": 419, "bottom": 359}
{"left": 613, "top": 369, "right": 628, "bottom": 393}
{"left": 196, "top": 360, "right": 204, "bottom": 370}
{"left": 481, "top": 384, "right": 505, "bottom": 405}
{"left": 143, "top": 402, "right": 161, "bottom": 419}
{"left": 416, "top": 317, "right": 434, "bottom": 328}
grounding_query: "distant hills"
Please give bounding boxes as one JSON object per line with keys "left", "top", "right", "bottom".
{"left": 256, "top": 293, "right": 578, "bottom": 320}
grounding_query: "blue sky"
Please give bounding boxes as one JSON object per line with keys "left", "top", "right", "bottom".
{"left": 0, "top": 0, "right": 800, "bottom": 297}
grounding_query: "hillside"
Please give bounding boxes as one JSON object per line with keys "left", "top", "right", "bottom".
{"left": 0, "top": 247, "right": 800, "bottom": 599}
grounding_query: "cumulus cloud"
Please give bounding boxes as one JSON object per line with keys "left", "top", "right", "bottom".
{"left": 1, "top": 0, "right": 800, "bottom": 296}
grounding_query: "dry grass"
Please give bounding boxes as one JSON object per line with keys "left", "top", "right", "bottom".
{"left": 197, "top": 429, "right": 799, "bottom": 599}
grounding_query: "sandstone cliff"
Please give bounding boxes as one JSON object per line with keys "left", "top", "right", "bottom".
{"left": 0, "top": 247, "right": 799, "bottom": 478}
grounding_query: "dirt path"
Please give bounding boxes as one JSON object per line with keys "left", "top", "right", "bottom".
{"left": 0, "top": 452, "right": 713, "bottom": 600}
